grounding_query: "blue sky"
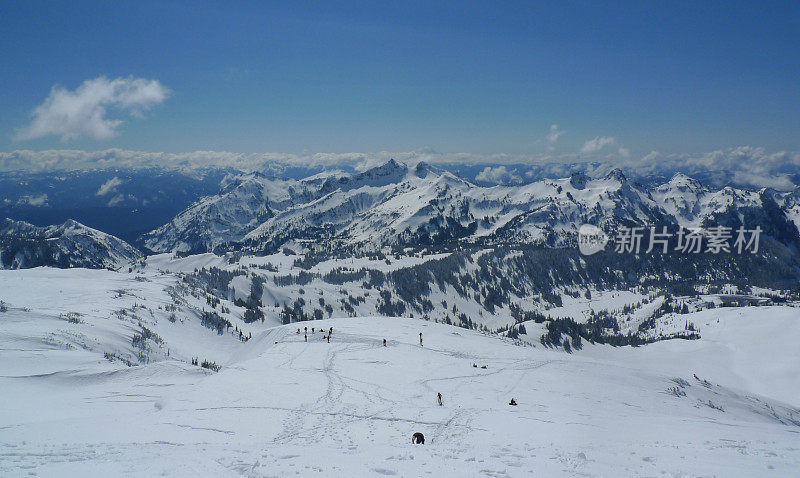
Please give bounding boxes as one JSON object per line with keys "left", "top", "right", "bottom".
{"left": 1, "top": 1, "right": 799, "bottom": 157}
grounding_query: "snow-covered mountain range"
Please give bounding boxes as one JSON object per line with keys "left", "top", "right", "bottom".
{"left": 0, "top": 218, "right": 142, "bottom": 269}
{"left": 4, "top": 160, "right": 800, "bottom": 271}
{"left": 141, "top": 160, "right": 800, "bottom": 255}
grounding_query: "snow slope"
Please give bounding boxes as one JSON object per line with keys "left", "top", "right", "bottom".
{"left": 580, "top": 306, "right": 800, "bottom": 408}
{"left": 1, "top": 268, "right": 799, "bottom": 477}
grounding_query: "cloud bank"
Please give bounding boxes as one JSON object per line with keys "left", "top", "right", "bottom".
{"left": 1, "top": 146, "right": 799, "bottom": 190}
{"left": 16, "top": 76, "right": 170, "bottom": 141}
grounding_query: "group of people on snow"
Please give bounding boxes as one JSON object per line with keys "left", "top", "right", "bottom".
{"left": 296, "top": 325, "right": 333, "bottom": 343}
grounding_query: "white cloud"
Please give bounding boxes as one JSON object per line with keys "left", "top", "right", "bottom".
{"left": 580, "top": 136, "right": 616, "bottom": 154}
{"left": 16, "top": 76, "right": 170, "bottom": 141}
{"left": 107, "top": 194, "right": 126, "bottom": 207}
{"left": 17, "top": 194, "right": 48, "bottom": 207}
{"left": 618, "top": 147, "right": 630, "bottom": 158}
{"left": 641, "top": 150, "right": 661, "bottom": 163}
{"left": 732, "top": 171, "right": 796, "bottom": 191}
{"left": 546, "top": 124, "right": 565, "bottom": 150}
{"left": 96, "top": 176, "right": 123, "bottom": 196}
{"left": 475, "top": 166, "right": 523, "bottom": 185}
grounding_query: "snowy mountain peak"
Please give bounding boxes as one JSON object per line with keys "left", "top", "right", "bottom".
{"left": 219, "top": 171, "right": 265, "bottom": 193}
{"left": 0, "top": 218, "right": 141, "bottom": 269}
{"left": 414, "top": 161, "right": 433, "bottom": 178}
{"left": 60, "top": 218, "right": 82, "bottom": 228}
{"left": 663, "top": 173, "right": 705, "bottom": 197}
{"left": 362, "top": 158, "right": 407, "bottom": 179}
{"left": 318, "top": 159, "right": 408, "bottom": 195}
{"left": 604, "top": 168, "right": 627, "bottom": 183}
{"left": 668, "top": 172, "right": 701, "bottom": 187}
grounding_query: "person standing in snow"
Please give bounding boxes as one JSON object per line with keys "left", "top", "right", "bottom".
{"left": 304, "top": 334, "right": 307, "bottom": 342}
{"left": 383, "top": 338, "right": 387, "bottom": 347}
{"left": 437, "top": 392, "right": 443, "bottom": 406}
{"left": 419, "top": 332, "right": 423, "bottom": 346}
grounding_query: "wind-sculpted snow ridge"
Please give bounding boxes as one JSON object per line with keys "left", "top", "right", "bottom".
{"left": 1, "top": 265, "right": 799, "bottom": 477}
{"left": 0, "top": 218, "right": 141, "bottom": 269}
{"left": 141, "top": 160, "right": 800, "bottom": 254}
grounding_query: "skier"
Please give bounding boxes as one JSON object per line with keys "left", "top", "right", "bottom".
{"left": 329, "top": 327, "right": 333, "bottom": 335}
{"left": 383, "top": 338, "right": 387, "bottom": 347}
{"left": 419, "top": 332, "right": 423, "bottom": 346}
{"left": 326, "top": 335, "right": 330, "bottom": 343}
{"left": 437, "top": 392, "right": 443, "bottom": 406}
{"left": 412, "top": 432, "right": 425, "bottom": 445}
{"left": 304, "top": 334, "right": 307, "bottom": 342}
{"left": 297, "top": 328, "right": 300, "bottom": 334}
